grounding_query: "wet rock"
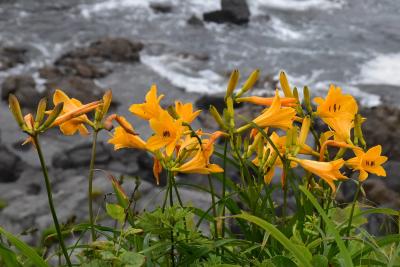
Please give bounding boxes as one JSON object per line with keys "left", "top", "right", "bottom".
{"left": 54, "top": 58, "right": 109, "bottom": 79}
{"left": 361, "top": 106, "right": 400, "bottom": 161}
{"left": 0, "top": 46, "right": 27, "bottom": 70}
{"left": 150, "top": 2, "right": 173, "bottom": 13}
{"left": 26, "top": 183, "right": 41, "bottom": 195}
{"left": 52, "top": 142, "right": 111, "bottom": 169}
{"left": 363, "top": 178, "right": 400, "bottom": 209}
{"left": 0, "top": 145, "right": 25, "bottom": 183}
{"left": 44, "top": 76, "right": 105, "bottom": 103}
{"left": 12, "top": 140, "right": 32, "bottom": 152}
{"left": 187, "top": 15, "right": 204, "bottom": 27}
{"left": 57, "top": 38, "right": 143, "bottom": 63}
{"left": 1, "top": 75, "right": 43, "bottom": 109}
{"left": 203, "top": 0, "right": 250, "bottom": 25}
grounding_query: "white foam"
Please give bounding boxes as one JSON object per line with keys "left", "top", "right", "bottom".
{"left": 251, "top": 0, "right": 344, "bottom": 12}
{"left": 141, "top": 53, "right": 225, "bottom": 94}
{"left": 79, "top": 0, "right": 149, "bottom": 18}
{"left": 269, "top": 17, "right": 302, "bottom": 40}
{"left": 358, "top": 53, "right": 400, "bottom": 86}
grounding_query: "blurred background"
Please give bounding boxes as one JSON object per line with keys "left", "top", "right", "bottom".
{"left": 1, "top": 0, "right": 400, "bottom": 241}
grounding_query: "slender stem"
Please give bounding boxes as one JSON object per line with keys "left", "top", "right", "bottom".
{"left": 88, "top": 130, "right": 99, "bottom": 242}
{"left": 162, "top": 182, "right": 170, "bottom": 212}
{"left": 221, "top": 139, "right": 228, "bottom": 238}
{"left": 33, "top": 136, "right": 72, "bottom": 267}
{"left": 167, "top": 172, "right": 175, "bottom": 267}
{"left": 208, "top": 175, "right": 218, "bottom": 239}
{"left": 346, "top": 182, "right": 362, "bottom": 244}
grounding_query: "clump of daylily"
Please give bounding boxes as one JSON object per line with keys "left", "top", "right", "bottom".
{"left": 6, "top": 70, "right": 391, "bottom": 266}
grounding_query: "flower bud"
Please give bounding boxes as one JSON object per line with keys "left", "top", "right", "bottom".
{"left": 39, "top": 102, "right": 64, "bottom": 131}
{"left": 303, "top": 86, "right": 313, "bottom": 114}
{"left": 237, "top": 69, "right": 260, "bottom": 98}
{"left": 354, "top": 114, "right": 366, "bottom": 148}
{"left": 279, "top": 71, "right": 293, "bottom": 97}
{"left": 209, "top": 105, "right": 226, "bottom": 129}
{"left": 225, "top": 69, "right": 240, "bottom": 99}
{"left": 8, "top": 94, "right": 25, "bottom": 129}
{"left": 35, "top": 97, "right": 47, "bottom": 127}
{"left": 226, "top": 97, "right": 235, "bottom": 128}
{"left": 299, "top": 116, "right": 310, "bottom": 146}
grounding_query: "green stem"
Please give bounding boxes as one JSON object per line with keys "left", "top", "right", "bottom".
{"left": 168, "top": 172, "right": 175, "bottom": 267}
{"left": 221, "top": 139, "right": 228, "bottom": 238}
{"left": 33, "top": 136, "right": 72, "bottom": 267}
{"left": 88, "top": 130, "right": 98, "bottom": 242}
{"left": 208, "top": 175, "right": 218, "bottom": 239}
{"left": 346, "top": 182, "right": 362, "bottom": 244}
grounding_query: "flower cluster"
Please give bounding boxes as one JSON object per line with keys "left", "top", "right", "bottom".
{"left": 107, "top": 85, "right": 224, "bottom": 185}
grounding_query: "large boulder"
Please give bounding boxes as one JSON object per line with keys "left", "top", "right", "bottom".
{"left": 361, "top": 106, "right": 400, "bottom": 161}
{"left": 0, "top": 46, "right": 27, "bottom": 71}
{"left": 57, "top": 38, "right": 143, "bottom": 63}
{"left": 1, "top": 75, "right": 43, "bottom": 109}
{"left": 44, "top": 76, "right": 105, "bottom": 103}
{"left": 203, "top": 0, "right": 250, "bottom": 25}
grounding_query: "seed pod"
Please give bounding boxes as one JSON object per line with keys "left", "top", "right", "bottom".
{"left": 8, "top": 94, "right": 26, "bottom": 129}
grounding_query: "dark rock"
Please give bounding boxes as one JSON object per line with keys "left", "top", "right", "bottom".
{"left": 0, "top": 46, "right": 27, "bottom": 70}
{"left": 203, "top": 0, "right": 250, "bottom": 25}
{"left": 187, "top": 15, "right": 204, "bottom": 27}
{"left": 196, "top": 94, "right": 227, "bottom": 113}
{"left": 52, "top": 142, "right": 111, "bottom": 169}
{"left": 12, "top": 140, "right": 32, "bottom": 152}
{"left": 57, "top": 38, "right": 143, "bottom": 63}
{"left": 363, "top": 179, "right": 400, "bottom": 209}
{"left": 221, "top": 0, "right": 250, "bottom": 23}
{"left": 361, "top": 106, "right": 400, "bottom": 161}
{"left": 54, "top": 58, "right": 109, "bottom": 79}
{"left": 44, "top": 76, "right": 105, "bottom": 103}
{"left": 26, "top": 183, "right": 41, "bottom": 195}
{"left": 150, "top": 2, "right": 173, "bottom": 13}
{"left": 1, "top": 75, "right": 43, "bottom": 109}
{"left": 0, "top": 145, "right": 24, "bottom": 183}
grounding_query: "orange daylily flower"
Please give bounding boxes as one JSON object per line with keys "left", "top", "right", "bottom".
{"left": 252, "top": 90, "right": 296, "bottom": 130}
{"left": 314, "top": 85, "right": 358, "bottom": 142}
{"left": 173, "top": 140, "right": 223, "bottom": 174}
{"left": 291, "top": 157, "right": 347, "bottom": 192}
{"left": 236, "top": 96, "right": 297, "bottom": 107}
{"left": 129, "top": 84, "right": 164, "bottom": 120}
{"left": 146, "top": 110, "right": 184, "bottom": 156}
{"left": 346, "top": 145, "right": 387, "bottom": 182}
{"left": 52, "top": 89, "right": 92, "bottom": 136}
{"left": 175, "top": 101, "right": 201, "bottom": 124}
{"left": 108, "top": 116, "right": 146, "bottom": 150}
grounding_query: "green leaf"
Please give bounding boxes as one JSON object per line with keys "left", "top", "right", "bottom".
{"left": 0, "top": 243, "right": 22, "bottom": 267}
{"left": 235, "top": 213, "right": 313, "bottom": 267}
{"left": 330, "top": 203, "right": 367, "bottom": 228}
{"left": 269, "top": 256, "right": 297, "bottom": 267}
{"left": 0, "top": 227, "right": 49, "bottom": 267}
{"left": 119, "top": 251, "right": 146, "bottom": 267}
{"left": 106, "top": 203, "right": 125, "bottom": 223}
{"left": 299, "top": 186, "right": 353, "bottom": 267}
{"left": 311, "top": 255, "right": 328, "bottom": 267}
